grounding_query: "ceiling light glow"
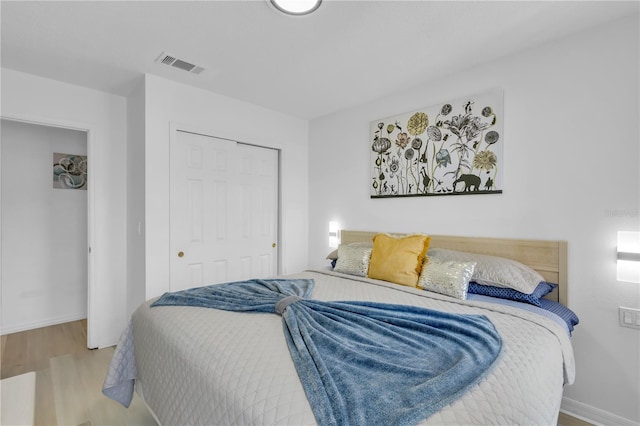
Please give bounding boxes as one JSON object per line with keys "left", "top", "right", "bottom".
{"left": 270, "top": 0, "right": 322, "bottom": 15}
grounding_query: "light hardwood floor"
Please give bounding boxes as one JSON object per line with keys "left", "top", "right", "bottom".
{"left": 1, "top": 320, "right": 156, "bottom": 426}
{"left": 558, "top": 412, "right": 595, "bottom": 426}
{"left": 2, "top": 320, "right": 592, "bottom": 426}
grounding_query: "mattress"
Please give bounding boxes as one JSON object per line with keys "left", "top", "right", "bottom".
{"left": 108, "top": 269, "right": 575, "bottom": 425}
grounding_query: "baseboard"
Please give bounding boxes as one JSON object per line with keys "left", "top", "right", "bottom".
{"left": 1, "top": 312, "right": 86, "bottom": 335}
{"left": 562, "top": 397, "right": 639, "bottom": 426}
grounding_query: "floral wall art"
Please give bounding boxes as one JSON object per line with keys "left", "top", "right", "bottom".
{"left": 53, "top": 152, "right": 87, "bottom": 190}
{"left": 370, "top": 89, "right": 503, "bottom": 198}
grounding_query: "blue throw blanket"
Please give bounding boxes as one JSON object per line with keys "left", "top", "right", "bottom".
{"left": 152, "top": 278, "right": 502, "bottom": 426}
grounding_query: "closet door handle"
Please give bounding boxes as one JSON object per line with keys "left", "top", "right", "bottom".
{"left": 178, "top": 251, "right": 185, "bottom": 258}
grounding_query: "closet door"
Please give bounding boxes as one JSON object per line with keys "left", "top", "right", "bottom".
{"left": 170, "top": 130, "right": 279, "bottom": 291}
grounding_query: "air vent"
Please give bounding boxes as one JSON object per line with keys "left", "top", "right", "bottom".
{"left": 155, "top": 52, "right": 205, "bottom": 75}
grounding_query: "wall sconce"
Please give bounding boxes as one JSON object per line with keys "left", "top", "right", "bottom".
{"left": 617, "top": 231, "right": 640, "bottom": 283}
{"left": 329, "top": 221, "right": 340, "bottom": 248}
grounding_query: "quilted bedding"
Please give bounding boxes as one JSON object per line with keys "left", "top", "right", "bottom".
{"left": 114, "top": 269, "right": 575, "bottom": 425}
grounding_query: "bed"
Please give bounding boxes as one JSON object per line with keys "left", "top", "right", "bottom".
{"left": 103, "top": 231, "right": 576, "bottom": 425}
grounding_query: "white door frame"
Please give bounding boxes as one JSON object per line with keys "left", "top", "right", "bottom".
{"left": 0, "top": 113, "right": 96, "bottom": 348}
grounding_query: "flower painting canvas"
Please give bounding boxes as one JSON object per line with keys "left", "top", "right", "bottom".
{"left": 53, "top": 152, "right": 87, "bottom": 190}
{"left": 370, "top": 89, "right": 503, "bottom": 198}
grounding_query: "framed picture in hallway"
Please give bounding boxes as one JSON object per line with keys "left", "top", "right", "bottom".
{"left": 370, "top": 89, "right": 503, "bottom": 198}
{"left": 53, "top": 152, "right": 87, "bottom": 190}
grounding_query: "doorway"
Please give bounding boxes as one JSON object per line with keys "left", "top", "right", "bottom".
{"left": 1, "top": 118, "right": 93, "bottom": 347}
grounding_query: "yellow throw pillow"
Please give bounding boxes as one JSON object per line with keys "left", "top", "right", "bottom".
{"left": 367, "top": 233, "right": 431, "bottom": 287}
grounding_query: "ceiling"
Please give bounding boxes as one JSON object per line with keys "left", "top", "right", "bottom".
{"left": 2, "top": 1, "right": 638, "bottom": 120}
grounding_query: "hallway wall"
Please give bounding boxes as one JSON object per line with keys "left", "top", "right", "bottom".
{"left": 1, "top": 119, "right": 87, "bottom": 333}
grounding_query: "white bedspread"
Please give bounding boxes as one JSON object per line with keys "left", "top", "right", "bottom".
{"left": 124, "top": 270, "right": 574, "bottom": 425}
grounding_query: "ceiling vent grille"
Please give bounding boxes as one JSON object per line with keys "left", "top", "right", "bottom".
{"left": 155, "top": 52, "right": 205, "bottom": 75}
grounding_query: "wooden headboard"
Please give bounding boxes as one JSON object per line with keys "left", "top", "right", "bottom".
{"left": 339, "top": 230, "right": 568, "bottom": 306}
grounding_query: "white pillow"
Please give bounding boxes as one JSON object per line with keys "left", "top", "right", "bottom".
{"left": 418, "top": 257, "right": 476, "bottom": 299}
{"left": 326, "top": 249, "right": 338, "bottom": 260}
{"left": 334, "top": 244, "right": 372, "bottom": 277}
{"left": 428, "top": 248, "right": 544, "bottom": 294}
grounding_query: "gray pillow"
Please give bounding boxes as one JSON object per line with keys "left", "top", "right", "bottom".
{"left": 428, "top": 248, "right": 544, "bottom": 294}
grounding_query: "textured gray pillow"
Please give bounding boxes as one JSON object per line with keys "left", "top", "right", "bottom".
{"left": 418, "top": 257, "right": 476, "bottom": 299}
{"left": 334, "top": 244, "right": 372, "bottom": 277}
{"left": 428, "top": 248, "right": 544, "bottom": 294}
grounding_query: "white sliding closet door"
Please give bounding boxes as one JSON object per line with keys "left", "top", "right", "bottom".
{"left": 170, "top": 130, "right": 279, "bottom": 291}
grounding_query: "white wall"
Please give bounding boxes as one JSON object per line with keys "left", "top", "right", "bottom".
{"left": 1, "top": 69, "right": 128, "bottom": 348}
{"left": 126, "top": 78, "right": 146, "bottom": 319}
{"left": 308, "top": 15, "right": 640, "bottom": 424}
{"left": 1, "top": 120, "right": 87, "bottom": 333}
{"left": 143, "top": 74, "right": 309, "bottom": 300}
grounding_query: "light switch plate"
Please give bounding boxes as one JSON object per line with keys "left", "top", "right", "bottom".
{"left": 619, "top": 307, "right": 640, "bottom": 329}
